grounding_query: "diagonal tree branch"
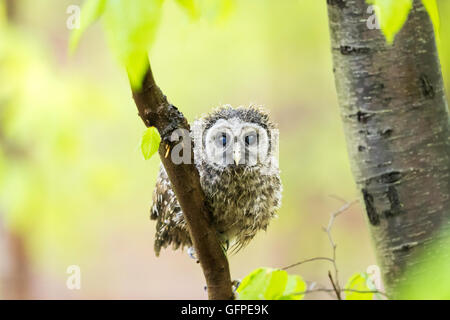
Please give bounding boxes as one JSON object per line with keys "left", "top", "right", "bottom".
{"left": 131, "top": 59, "right": 233, "bottom": 300}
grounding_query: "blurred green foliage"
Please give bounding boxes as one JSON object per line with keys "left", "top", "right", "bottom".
{"left": 69, "top": 0, "right": 107, "bottom": 54}
{"left": 71, "top": 0, "right": 234, "bottom": 89}
{"left": 0, "top": 3, "right": 126, "bottom": 268}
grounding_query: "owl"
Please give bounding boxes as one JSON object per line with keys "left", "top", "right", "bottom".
{"left": 150, "top": 105, "right": 282, "bottom": 256}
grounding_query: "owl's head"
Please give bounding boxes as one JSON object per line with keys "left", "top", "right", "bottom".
{"left": 192, "top": 105, "right": 278, "bottom": 173}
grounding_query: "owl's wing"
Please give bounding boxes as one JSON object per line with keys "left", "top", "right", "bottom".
{"left": 150, "top": 165, "right": 192, "bottom": 256}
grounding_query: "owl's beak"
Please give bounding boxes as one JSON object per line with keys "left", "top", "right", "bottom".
{"left": 233, "top": 148, "right": 241, "bottom": 165}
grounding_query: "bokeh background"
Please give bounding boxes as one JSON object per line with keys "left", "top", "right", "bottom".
{"left": 0, "top": 0, "right": 449, "bottom": 299}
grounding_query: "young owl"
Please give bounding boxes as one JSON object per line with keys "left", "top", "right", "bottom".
{"left": 150, "top": 105, "right": 282, "bottom": 256}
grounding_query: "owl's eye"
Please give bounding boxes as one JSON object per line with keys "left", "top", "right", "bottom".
{"left": 216, "top": 132, "right": 229, "bottom": 147}
{"left": 244, "top": 132, "right": 257, "bottom": 146}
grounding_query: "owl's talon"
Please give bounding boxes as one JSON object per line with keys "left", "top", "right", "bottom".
{"left": 204, "top": 280, "right": 240, "bottom": 298}
{"left": 203, "top": 282, "right": 239, "bottom": 297}
{"left": 232, "top": 279, "right": 241, "bottom": 293}
{"left": 223, "top": 239, "right": 230, "bottom": 253}
{"left": 187, "top": 246, "right": 198, "bottom": 262}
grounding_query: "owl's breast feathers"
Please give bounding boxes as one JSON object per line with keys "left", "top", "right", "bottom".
{"left": 151, "top": 164, "right": 281, "bottom": 256}
{"left": 199, "top": 165, "right": 282, "bottom": 252}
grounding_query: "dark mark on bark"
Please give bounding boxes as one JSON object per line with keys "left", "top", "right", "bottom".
{"left": 326, "top": 0, "right": 346, "bottom": 9}
{"left": 377, "top": 161, "right": 392, "bottom": 168}
{"left": 384, "top": 97, "right": 393, "bottom": 105}
{"left": 358, "top": 129, "right": 369, "bottom": 135}
{"left": 364, "top": 185, "right": 402, "bottom": 224}
{"left": 364, "top": 171, "right": 402, "bottom": 185}
{"left": 362, "top": 188, "right": 379, "bottom": 226}
{"left": 357, "top": 111, "right": 371, "bottom": 123}
{"left": 387, "top": 185, "right": 401, "bottom": 212}
{"left": 383, "top": 186, "right": 402, "bottom": 219}
{"left": 366, "top": 82, "right": 385, "bottom": 94}
{"left": 358, "top": 145, "right": 366, "bottom": 152}
{"left": 350, "top": 111, "right": 373, "bottom": 123}
{"left": 382, "top": 210, "right": 394, "bottom": 218}
{"left": 380, "top": 128, "right": 393, "bottom": 138}
{"left": 340, "top": 46, "right": 370, "bottom": 55}
{"left": 420, "top": 75, "right": 435, "bottom": 99}
{"left": 359, "top": 128, "right": 392, "bottom": 139}
{"left": 379, "top": 171, "right": 402, "bottom": 184}
{"left": 391, "top": 241, "right": 418, "bottom": 253}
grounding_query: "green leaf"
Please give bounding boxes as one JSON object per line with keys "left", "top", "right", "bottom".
{"left": 175, "top": 0, "right": 199, "bottom": 19}
{"left": 421, "top": 0, "right": 440, "bottom": 40}
{"left": 344, "top": 272, "right": 375, "bottom": 300}
{"left": 366, "top": 0, "right": 413, "bottom": 44}
{"left": 237, "top": 267, "right": 306, "bottom": 300}
{"left": 264, "top": 269, "right": 288, "bottom": 299}
{"left": 69, "top": 0, "right": 107, "bottom": 53}
{"left": 141, "top": 127, "right": 161, "bottom": 160}
{"left": 280, "top": 274, "right": 307, "bottom": 300}
{"left": 102, "top": 0, "right": 164, "bottom": 90}
{"left": 237, "top": 268, "right": 269, "bottom": 300}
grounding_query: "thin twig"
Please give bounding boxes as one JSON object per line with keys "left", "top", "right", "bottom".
{"left": 282, "top": 257, "right": 334, "bottom": 270}
{"left": 328, "top": 194, "right": 348, "bottom": 204}
{"left": 328, "top": 271, "right": 342, "bottom": 300}
{"left": 306, "top": 281, "right": 336, "bottom": 299}
{"left": 323, "top": 199, "right": 358, "bottom": 296}
{"left": 294, "top": 288, "right": 388, "bottom": 298}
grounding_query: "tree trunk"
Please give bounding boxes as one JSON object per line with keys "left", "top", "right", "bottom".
{"left": 326, "top": 0, "right": 450, "bottom": 296}
{"left": 0, "top": 215, "right": 30, "bottom": 299}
